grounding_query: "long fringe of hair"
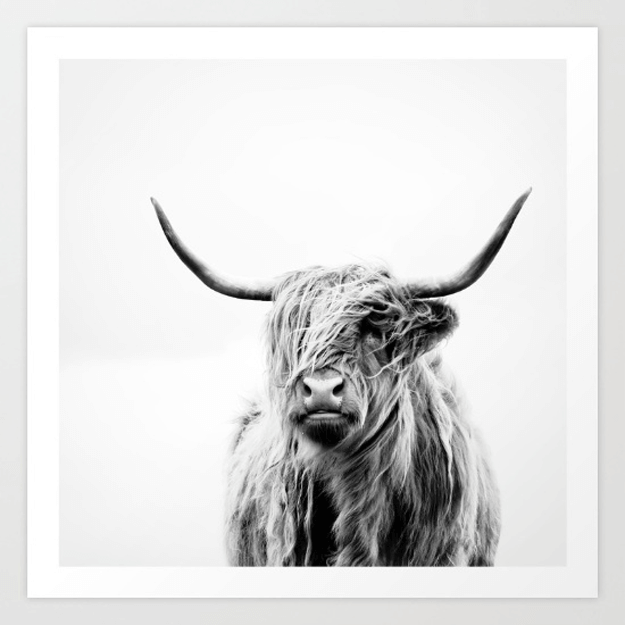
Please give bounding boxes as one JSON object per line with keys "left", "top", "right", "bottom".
{"left": 226, "top": 265, "right": 501, "bottom": 566}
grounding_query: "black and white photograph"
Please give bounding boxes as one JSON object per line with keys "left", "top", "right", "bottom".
{"left": 27, "top": 27, "right": 597, "bottom": 598}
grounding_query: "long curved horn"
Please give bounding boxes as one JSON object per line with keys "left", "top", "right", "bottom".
{"left": 151, "top": 198, "right": 275, "bottom": 301}
{"left": 404, "top": 188, "right": 532, "bottom": 299}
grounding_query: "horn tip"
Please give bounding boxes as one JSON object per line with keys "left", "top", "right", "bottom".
{"left": 513, "top": 187, "right": 533, "bottom": 212}
{"left": 150, "top": 197, "right": 167, "bottom": 221}
{"left": 150, "top": 197, "right": 173, "bottom": 236}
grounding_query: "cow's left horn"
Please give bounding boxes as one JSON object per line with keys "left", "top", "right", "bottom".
{"left": 151, "top": 198, "right": 275, "bottom": 301}
{"left": 404, "top": 188, "right": 532, "bottom": 299}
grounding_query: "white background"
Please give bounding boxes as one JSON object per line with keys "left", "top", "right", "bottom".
{"left": 59, "top": 58, "right": 566, "bottom": 566}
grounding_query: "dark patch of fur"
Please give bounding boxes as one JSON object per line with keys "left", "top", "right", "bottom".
{"left": 293, "top": 478, "right": 337, "bottom": 566}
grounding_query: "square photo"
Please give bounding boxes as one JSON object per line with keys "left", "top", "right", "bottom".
{"left": 27, "top": 27, "right": 597, "bottom": 597}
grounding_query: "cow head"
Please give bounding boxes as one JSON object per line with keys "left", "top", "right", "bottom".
{"left": 265, "top": 265, "right": 458, "bottom": 451}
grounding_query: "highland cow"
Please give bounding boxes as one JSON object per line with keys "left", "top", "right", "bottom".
{"left": 152, "top": 188, "right": 532, "bottom": 567}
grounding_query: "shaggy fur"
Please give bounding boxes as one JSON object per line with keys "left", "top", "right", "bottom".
{"left": 226, "top": 264, "right": 501, "bottom": 566}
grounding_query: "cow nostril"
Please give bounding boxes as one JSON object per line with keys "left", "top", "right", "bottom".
{"left": 333, "top": 380, "right": 344, "bottom": 397}
{"left": 302, "top": 380, "right": 312, "bottom": 398}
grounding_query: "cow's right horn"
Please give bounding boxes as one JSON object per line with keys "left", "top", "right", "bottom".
{"left": 151, "top": 198, "right": 275, "bottom": 301}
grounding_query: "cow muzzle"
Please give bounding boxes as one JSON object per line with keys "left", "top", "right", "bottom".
{"left": 300, "top": 370, "right": 344, "bottom": 415}
{"left": 291, "top": 369, "right": 360, "bottom": 449}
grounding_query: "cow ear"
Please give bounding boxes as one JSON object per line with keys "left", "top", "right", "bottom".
{"left": 410, "top": 299, "right": 458, "bottom": 355}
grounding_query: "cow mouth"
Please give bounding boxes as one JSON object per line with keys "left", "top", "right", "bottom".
{"left": 297, "top": 410, "right": 356, "bottom": 448}
{"left": 305, "top": 411, "right": 344, "bottom": 420}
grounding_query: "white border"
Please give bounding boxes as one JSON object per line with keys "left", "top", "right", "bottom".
{"left": 27, "top": 27, "right": 597, "bottom": 598}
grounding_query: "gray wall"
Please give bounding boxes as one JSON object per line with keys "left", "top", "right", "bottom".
{"left": 1, "top": 1, "right": 621, "bottom": 623}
